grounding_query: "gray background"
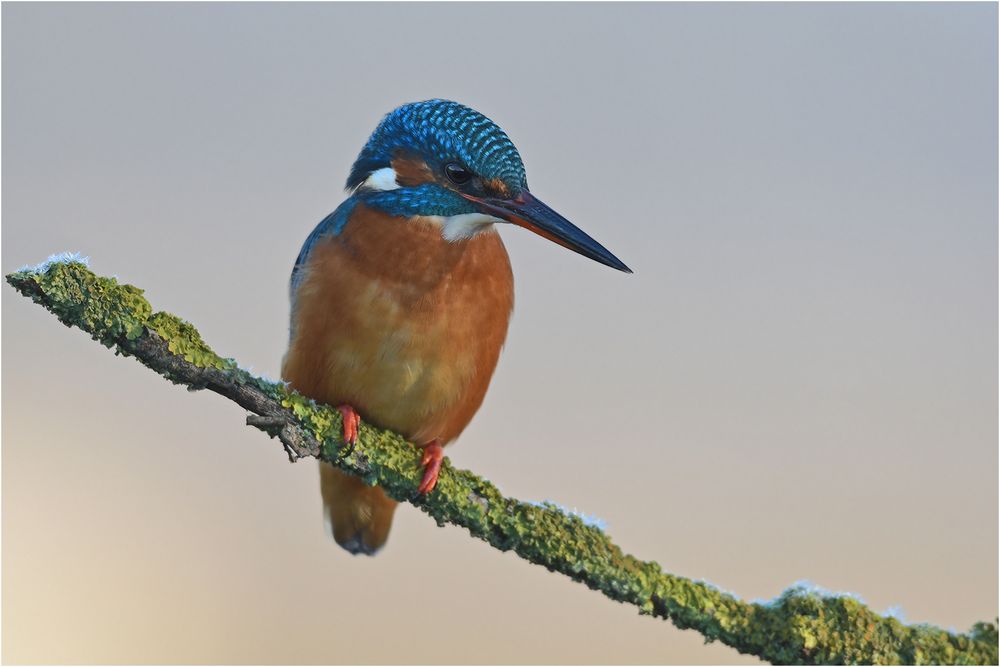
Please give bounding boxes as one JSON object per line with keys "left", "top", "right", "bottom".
{"left": 3, "top": 3, "right": 997, "bottom": 663}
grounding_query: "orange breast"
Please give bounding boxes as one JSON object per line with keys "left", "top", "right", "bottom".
{"left": 282, "top": 203, "right": 514, "bottom": 446}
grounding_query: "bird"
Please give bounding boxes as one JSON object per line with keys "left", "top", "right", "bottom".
{"left": 282, "top": 99, "right": 630, "bottom": 555}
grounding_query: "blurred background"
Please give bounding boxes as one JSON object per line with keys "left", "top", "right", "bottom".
{"left": 3, "top": 3, "right": 996, "bottom": 664}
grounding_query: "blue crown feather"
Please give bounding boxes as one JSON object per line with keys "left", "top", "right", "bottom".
{"left": 346, "top": 99, "right": 527, "bottom": 191}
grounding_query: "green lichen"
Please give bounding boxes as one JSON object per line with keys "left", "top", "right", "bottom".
{"left": 7, "top": 257, "right": 237, "bottom": 372}
{"left": 7, "top": 258, "right": 150, "bottom": 347}
{"left": 6, "top": 256, "right": 998, "bottom": 666}
{"left": 147, "top": 311, "right": 236, "bottom": 370}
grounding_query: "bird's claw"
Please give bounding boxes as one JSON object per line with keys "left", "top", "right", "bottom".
{"left": 336, "top": 404, "right": 360, "bottom": 446}
{"left": 417, "top": 440, "right": 444, "bottom": 495}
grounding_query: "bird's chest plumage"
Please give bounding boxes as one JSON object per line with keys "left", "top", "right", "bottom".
{"left": 283, "top": 204, "right": 514, "bottom": 445}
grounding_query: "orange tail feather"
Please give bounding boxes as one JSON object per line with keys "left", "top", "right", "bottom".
{"left": 319, "top": 462, "right": 398, "bottom": 555}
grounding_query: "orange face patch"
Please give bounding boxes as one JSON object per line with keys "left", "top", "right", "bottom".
{"left": 390, "top": 153, "right": 435, "bottom": 187}
{"left": 483, "top": 178, "right": 511, "bottom": 199}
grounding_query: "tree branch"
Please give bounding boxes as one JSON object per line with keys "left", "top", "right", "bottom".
{"left": 7, "top": 255, "right": 997, "bottom": 665}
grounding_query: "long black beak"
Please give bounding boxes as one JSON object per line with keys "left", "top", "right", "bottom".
{"left": 465, "top": 191, "right": 632, "bottom": 273}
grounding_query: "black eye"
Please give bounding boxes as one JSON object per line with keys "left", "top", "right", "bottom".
{"left": 445, "top": 163, "right": 473, "bottom": 185}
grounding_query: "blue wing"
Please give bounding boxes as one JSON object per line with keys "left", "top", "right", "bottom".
{"left": 289, "top": 198, "right": 358, "bottom": 300}
{"left": 288, "top": 198, "right": 358, "bottom": 339}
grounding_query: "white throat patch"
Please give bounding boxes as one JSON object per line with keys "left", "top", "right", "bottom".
{"left": 420, "top": 213, "right": 504, "bottom": 241}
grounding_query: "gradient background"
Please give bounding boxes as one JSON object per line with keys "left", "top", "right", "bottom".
{"left": 3, "top": 3, "right": 997, "bottom": 664}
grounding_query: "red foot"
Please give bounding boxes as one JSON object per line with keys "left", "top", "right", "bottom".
{"left": 417, "top": 440, "right": 444, "bottom": 495}
{"left": 336, "top": 404, "right": 360, "bottom": 446}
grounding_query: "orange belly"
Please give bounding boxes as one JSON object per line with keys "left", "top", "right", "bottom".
{"left": 282, "top": 203, "right": 514, "bottom": 446}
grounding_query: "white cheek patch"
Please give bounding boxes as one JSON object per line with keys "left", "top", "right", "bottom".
{"left": 421, "top": 213, "right": 505, "bottom": 241}
{"left": 361, "top": 167, "right": 400, "bottom": 191}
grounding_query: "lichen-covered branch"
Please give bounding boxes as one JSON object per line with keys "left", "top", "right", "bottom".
{"left": 6, "top": 255, "right": 997, "bottom": 666}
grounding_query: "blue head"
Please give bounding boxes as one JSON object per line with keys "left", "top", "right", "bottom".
{"left": 346, "top": 99, "right": 630, "bottom": 273}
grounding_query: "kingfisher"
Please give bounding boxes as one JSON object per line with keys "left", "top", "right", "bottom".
{"left": 283, "top": 99, "right": 630, "bottom": 555}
